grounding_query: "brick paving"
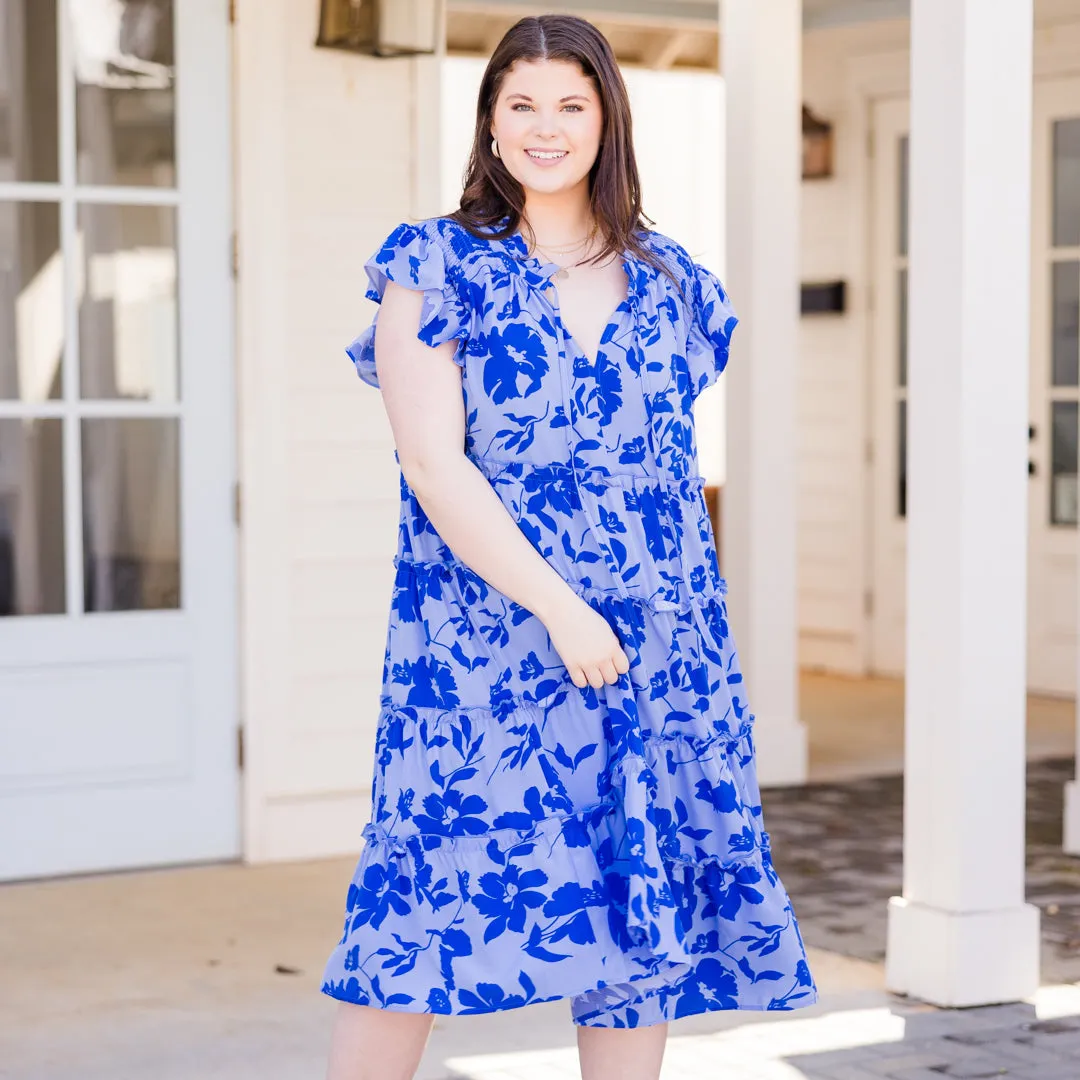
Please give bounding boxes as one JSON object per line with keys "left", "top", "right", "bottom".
{"left": 764, "top": 756, "right": 1080, "bottom": 985}
{"left": 785, "top": 1006, "right": 1080, "bottom": 1080}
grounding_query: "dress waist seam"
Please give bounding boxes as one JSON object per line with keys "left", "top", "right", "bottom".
{"left": 470, "top": 456, "right": 706, "bottom": 490}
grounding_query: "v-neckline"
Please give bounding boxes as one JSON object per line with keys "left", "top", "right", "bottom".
{"left": 546, "top": 269, "right": 630, "bottom": 368}
{"left": 500, "top": 226, "right": 638, "bottom": 366}
{"left": 527, "top": 252, "right": 632, "bottom": 368}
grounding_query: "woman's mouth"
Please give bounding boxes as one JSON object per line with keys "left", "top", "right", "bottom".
{"left": 524, "top": 148, "right": 568, "bottom": 165}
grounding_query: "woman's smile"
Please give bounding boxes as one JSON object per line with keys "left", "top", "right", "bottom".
{"left": 524, "top": 148, "right": 569, "bottom": 166}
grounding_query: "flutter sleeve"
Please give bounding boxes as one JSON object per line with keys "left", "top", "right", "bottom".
{"left": 684, "top": 261, "right": 739, "bottom": 400}
{"left": 345, "top": 220, "right": 471, "bottom": 388}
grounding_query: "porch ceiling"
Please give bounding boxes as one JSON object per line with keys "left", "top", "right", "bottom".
{"left": 803, "top": 0, "right": 909, "bottom": 30}
{"left": 446, "top": 0, "right": 913, "bottom": 71}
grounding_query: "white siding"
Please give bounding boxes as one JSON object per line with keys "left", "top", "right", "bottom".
{"left": 798, "top": 20, "right": 909, "bottom": 674}
{"left": 235, "top": 0, "right": 440, "bottom": 860}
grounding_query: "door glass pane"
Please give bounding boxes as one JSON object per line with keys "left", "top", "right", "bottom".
{"left": 1053, "top": 118, "right": 1080, "bottom": 248}
{"left": 0, "top": 0, "right": 60, "bottom": 182}
{"left": 1051, "top": 401, "right": 1078, "bottom": 527}
{"left": 0, "top": 200, "right": 63, "bottom": 400}
{"left": 78, "top": 202, "right": 177, "bottom": 401}
{"left": 71, "top": 0, "right": 175, "bottom": 188}
{"left": 898, "top": 398, "right": 907, "bottom": 519}
{"left": 898, "top": 267, "right": 908, "bottom": 388}
{"left": 898, "top": 134, "right": 909, "bottom": 258}
{"left": 82, "top": 417, "right": 179, "bottom": 611}
{"left": 1052, "top": 260, "right": 1080, "bottom": 388}
{"left": 0, "top": 418, "right": 64, "bottom": 615}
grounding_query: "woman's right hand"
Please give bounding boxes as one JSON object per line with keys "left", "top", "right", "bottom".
{"left": 540, "top": 591, "right": 631, "bottom": 690}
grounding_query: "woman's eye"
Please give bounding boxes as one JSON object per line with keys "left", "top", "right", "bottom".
{"left": 508, "top": 103, "right": 584, "bottom": 113}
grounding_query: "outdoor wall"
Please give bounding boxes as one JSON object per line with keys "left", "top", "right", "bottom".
{"left": 797, "top": 18, "right": 909, "bottom": 675}
{"left": 796, "top": 10, "right": 1080, "bottom": 683}
{"left": 235, "top": 0, "right": 441, "bottom": 861}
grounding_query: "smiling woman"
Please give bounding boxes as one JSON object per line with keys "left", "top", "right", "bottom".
{"left": 486, "top": 59, "right": 630, "bottom": 365}
{"left": 322, "top": 14, "right": 816, "bottom": 1080}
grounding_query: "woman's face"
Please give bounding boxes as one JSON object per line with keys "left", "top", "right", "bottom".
{"left": 490, "top": 58, "right": 604, "bottom": 199}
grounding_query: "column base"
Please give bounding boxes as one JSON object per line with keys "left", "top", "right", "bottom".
{"left": 753, "top": 717, "right": 808, "bottom": 787}
{"left": 886, "top": 897, "right": 1039, "bottom": 1007}
{"left": 1064, "top": 779, "right": 1080, "bottom": 855}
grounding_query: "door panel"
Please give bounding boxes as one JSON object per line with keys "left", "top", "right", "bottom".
{"left": 1028, "top": 79, "right": 1080, "bottom": 696}
{"left": 0, "top": 0, "right": 237, "bottom": 879}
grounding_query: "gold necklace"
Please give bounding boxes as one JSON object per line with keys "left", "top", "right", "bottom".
{"left": 530, "top": 224, "right": 599, "bottom": 278}
{"left": 533, "top": 233, "right": 592, "bottom": 254}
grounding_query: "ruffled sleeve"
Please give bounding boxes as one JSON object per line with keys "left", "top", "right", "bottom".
{"left": 345, "top": 220, "right": 471, "bottom": 388}
{"left": 685, "top": 262, "right": 739, "bottom": 400}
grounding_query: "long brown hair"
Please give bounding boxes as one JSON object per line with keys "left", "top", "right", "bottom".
{"left": 450, "top": 14, "right": 662, "bottom": 272}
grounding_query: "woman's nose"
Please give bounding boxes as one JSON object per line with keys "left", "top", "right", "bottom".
{"left": 531, "top": 112, "right": 561, "bottom": 139}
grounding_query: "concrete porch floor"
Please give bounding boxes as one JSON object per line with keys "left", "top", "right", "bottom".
{"left": 1, "top": 674, "right": 1078, "bottom": 1079}
{"left": 801, "top": 672, "right": 1077, "bottom": 783}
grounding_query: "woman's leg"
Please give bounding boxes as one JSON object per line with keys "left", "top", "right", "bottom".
{"left": 576, "top": 1021, "right": 669, "bottom": 1080}
{"left": 325, "top": 1002, "right": 435, "bottom": 1080}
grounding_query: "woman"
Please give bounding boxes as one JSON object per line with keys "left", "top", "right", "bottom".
{"left": 323, "top": 14, "right": 816, "bottom": 1080}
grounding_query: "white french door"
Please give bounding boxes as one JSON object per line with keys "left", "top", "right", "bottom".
{"left": 0, "top": 0, "right": 238, "bottom": 879}
{"left": 1028, "top": 78, "right": 1080, "bottom": 696}
{"left": 868, "top": 81, "right": 1080, "bottom": 695}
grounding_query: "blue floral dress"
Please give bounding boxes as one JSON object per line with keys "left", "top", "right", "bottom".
{"left": 321, "top": 216, "right": 817, "bottom": 1028}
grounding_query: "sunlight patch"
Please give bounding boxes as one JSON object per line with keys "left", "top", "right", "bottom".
{"left": 443, "top": 1006, "right": 906, "bottom": 1079}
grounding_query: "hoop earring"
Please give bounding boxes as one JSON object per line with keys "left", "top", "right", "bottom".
{"left": 491, "top": 137, "right": 501, "bottom": 160}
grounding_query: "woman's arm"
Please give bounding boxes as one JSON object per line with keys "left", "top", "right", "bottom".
{"left": 374, "top": 282, "right": 629, "bottom": 690}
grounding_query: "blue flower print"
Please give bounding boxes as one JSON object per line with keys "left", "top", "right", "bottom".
{"left": 472, "top": 864, "right": 550, "bottom": 942}
{"left": 573, "top": 354, "right": 624, "bottom": 425}
{"left": 458, "top": 972, "right": 541, "bottom": 1014}
{"left": 397, "top": 656, "right": 460, "bottom": 709}
{"left": 323, "top": 216, "right": 816, "bottom": 1029}
{"left": 649, "top": 670, "right": 669, "bottom": 701}
{"left": 346, "top": 863, "right": 412, "bottom": 931}
{"left": 698, "top": 861, "right": 766, "bottom": 922}
{"left": 411, "top": 788, "right": 489, "bottom": 836}
{"left": 482, "top": 323, "right": 549, "bottom": 404}
{"left": 618, "top": 436, "right": 647, "bottom": 465}
{"left": 519, "top": 651, "right": 545, "bottom": 681}
{"left": 673, "top": 958, "right": 739, "bottom": 1017}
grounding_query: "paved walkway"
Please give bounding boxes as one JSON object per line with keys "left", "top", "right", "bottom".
{"left": 765, "top": 756, "right": 1080, "bottom": 986}
{"left": 441, "top": 996, "right": 1080, "bottom": 1080}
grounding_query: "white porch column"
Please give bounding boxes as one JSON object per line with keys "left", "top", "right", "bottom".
{"left": 886, "top": 0, "right": 1040, "bottom": 1006}
{"left": 720, "top": 0, "right": 807, "bottom": 785}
